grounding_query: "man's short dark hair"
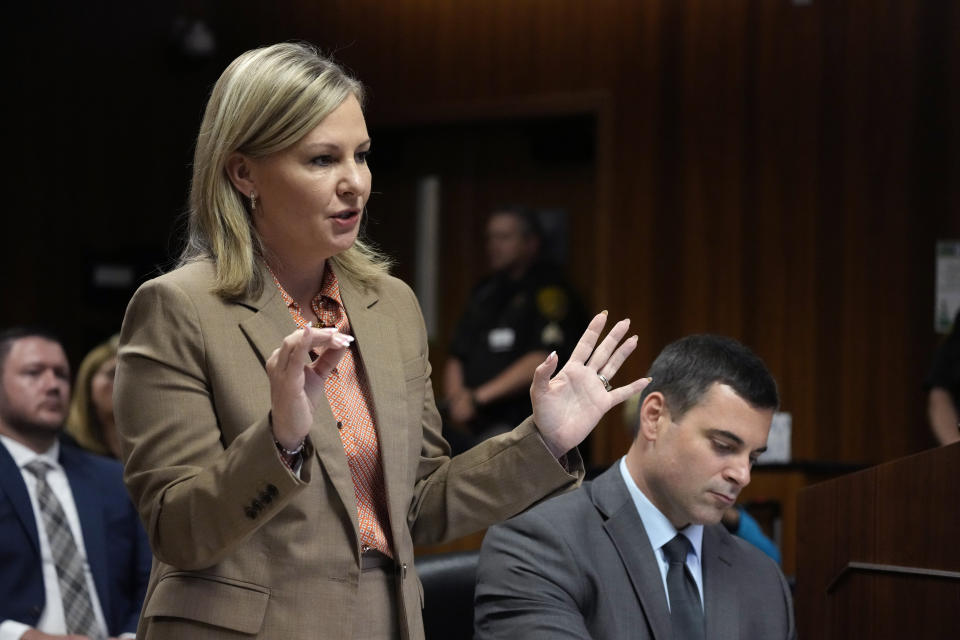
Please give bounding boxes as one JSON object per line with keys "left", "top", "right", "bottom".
{"left": 0, "top": 326, "right": 65, "bottom": 373}
{"left": 634, "top": 334, "right": 779, "bottom": 437}
{"left": 490, "top": 206, "right": 543, "bottom": 241}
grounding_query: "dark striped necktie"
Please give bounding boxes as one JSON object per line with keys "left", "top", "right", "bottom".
{"left": 24, "top": 460, "right": 105, "bottom": 640}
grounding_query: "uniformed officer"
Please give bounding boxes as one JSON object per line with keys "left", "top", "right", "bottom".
{"left": 443, "top": 207, "right": 589, "bottom": 452}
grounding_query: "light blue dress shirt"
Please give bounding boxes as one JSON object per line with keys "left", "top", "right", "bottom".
{"left": 619, "top": 457, "right": 704, "bottom": 610}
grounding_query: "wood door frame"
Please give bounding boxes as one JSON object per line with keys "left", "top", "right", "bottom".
{"left": 368, "top": 91, "right": 617, "bottom": 468}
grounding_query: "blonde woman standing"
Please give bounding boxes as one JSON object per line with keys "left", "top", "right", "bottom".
{"left": 114, "top": 42, "right": 647, "bottom": 640}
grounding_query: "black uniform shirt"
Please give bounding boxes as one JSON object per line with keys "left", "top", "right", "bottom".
{"left": 450, "top": 262, "right": 588, "bottom": 431}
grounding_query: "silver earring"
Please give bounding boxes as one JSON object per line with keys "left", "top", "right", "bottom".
{"left": 250, "top": 192, "right": 257, "bottom": 211}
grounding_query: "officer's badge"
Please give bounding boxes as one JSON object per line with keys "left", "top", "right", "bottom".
{"left": 536, "top": 287, "right": 569, "bottom": 321}
{"left": 541, "top": 322, "right": 564, "bottom": 346}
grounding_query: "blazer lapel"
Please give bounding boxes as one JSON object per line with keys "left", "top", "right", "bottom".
{"left": 236, "top": 271, "right": 297, "bottom": 366}
{"left": 236, "top": 267, "right": 360, "bottom": 542}
{"left": 702, "top": 524, "right": 739, "bottom": 638}
{"left": 334, "top": 267, "right": 409, "bottom": 540}
{"left": 0, "top": 443, "right": 40, "bottom": 555}
{"left": 595, "top": 468, "right": 673, "bottom": 640}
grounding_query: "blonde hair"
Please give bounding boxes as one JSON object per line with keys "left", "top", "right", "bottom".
{"left": 180, "top": 41, "right": 391, "bottom": 299}
{"left": 66, "top": 334, "right": 119, "bottom": 457}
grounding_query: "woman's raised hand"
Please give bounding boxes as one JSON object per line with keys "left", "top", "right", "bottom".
{"left": 531, "top": 312, "right": 650, "bottom": 458}
{"left": 266, "top": 326, "right": 352, "bottom": 449}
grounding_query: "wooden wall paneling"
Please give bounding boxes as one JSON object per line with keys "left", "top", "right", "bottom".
{"left": 7, "top": 0, "right": 212, "bottom": 360}
{"left": 830, "top": 0, "right": 921, "bottom": 463}
{"left": 747, "top": 0, "right": 817, "bottom": 461}
{"left": 758, "top": 0, "right": 824, "bottom": 462}
{"left": 645, "top": 0, "right": 686, "bottom": 351}
{"left": 810, "top": 0, "right": 850, "bottom": 463}
{"left": 835, "top": 4, "right": 880, "bottom": 464}
{"left": 603, "top": 0, "right": 667, "bottom": 458}
{"left": 912, "top": 0, "right": 960, "bottom": 451}
{"left": 308, "top": 3, "right": 952, "bottom": 468}
{"left": 582, "top": 2, "right": 671, "bottom": 465}
{"left": 684, "top": 0, "right": 748, "bottom": 338}
{"left": 874, "top": 0, "right": 927, "bottom": 459}
{"left": 586, "top": 96, "right": 627, "bottom": 468}
{"left": 6, "top": 0, "right": 959, "bottom": 472}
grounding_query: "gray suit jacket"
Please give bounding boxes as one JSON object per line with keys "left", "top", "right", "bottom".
{"left": 475, "top": 464, "right": 796, "bottom": 639}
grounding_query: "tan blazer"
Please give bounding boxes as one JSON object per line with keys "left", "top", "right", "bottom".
{"left": 114, "top": 260, "right": 581, "bottom": 640}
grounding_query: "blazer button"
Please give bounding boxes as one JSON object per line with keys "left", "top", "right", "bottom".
{"left": 251, "top": 499, "right": 263, "bottom": 511}
{"left": 31, "top": 604, "right": 41, "bottom": 616}
{"left": 266, "top": 484, "right": 279, "bottom": 497}
{"left": 260, "top": 491, "right": 273, "bottom": 504}
{"left": 245, "top": 507, "right": 258, "bottom": 519}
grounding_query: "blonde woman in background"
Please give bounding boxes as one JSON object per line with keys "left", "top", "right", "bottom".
{"left": 66, "top": 334, "right": 122, "bottom": 459}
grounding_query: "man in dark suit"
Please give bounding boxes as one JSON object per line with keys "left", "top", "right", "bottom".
{"left": 0, "top": 327, "right": 151, "bottom": 640}
{"left": 475, "top": 335, "right": 795, "bottom": 639}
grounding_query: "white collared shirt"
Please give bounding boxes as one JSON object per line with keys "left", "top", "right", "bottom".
{"left": 619, "top": 457, "right": 705, "bottom": 610}
{"left": 0, "top": 435, "right": 110, "bottom": 640}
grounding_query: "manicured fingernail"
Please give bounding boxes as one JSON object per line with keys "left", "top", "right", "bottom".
{"left": 547, "top": 351, "right": 556, "bottom": 361}
{"left": 601, "top": 309, "right": 608, "bottom": 315}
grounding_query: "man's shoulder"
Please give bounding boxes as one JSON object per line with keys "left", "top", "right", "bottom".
{"left": 493, "top": 469, "right": 616, "bottom": 537}
{"left": 481, "top": 477, "right": 609, "bottom": 579}
{"left": 522, "top": 264, "right": 588, "bottom": 325}
{"left": 467, "top": 273, "right": 508, "bottom": 302}
{"left": 528, "top": 477, "right": 596, "bottom": 518}
{"left": 59, "top": 444, "right": 125, "bottom": 487}
{"left": 523, "top": 263, "right": 583, "bottom": 295}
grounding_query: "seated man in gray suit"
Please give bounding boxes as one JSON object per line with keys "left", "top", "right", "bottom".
{"left": 475, "top": 335, "right": 795, "bottom": 639}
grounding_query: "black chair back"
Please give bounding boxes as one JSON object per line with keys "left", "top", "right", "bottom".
{"left": 416, "top": 549, "right": 480, "bottom": 639}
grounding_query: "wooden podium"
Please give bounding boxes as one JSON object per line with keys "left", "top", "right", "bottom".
{"left": 796, "top": 443, "right": 960, "bottom": 638}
